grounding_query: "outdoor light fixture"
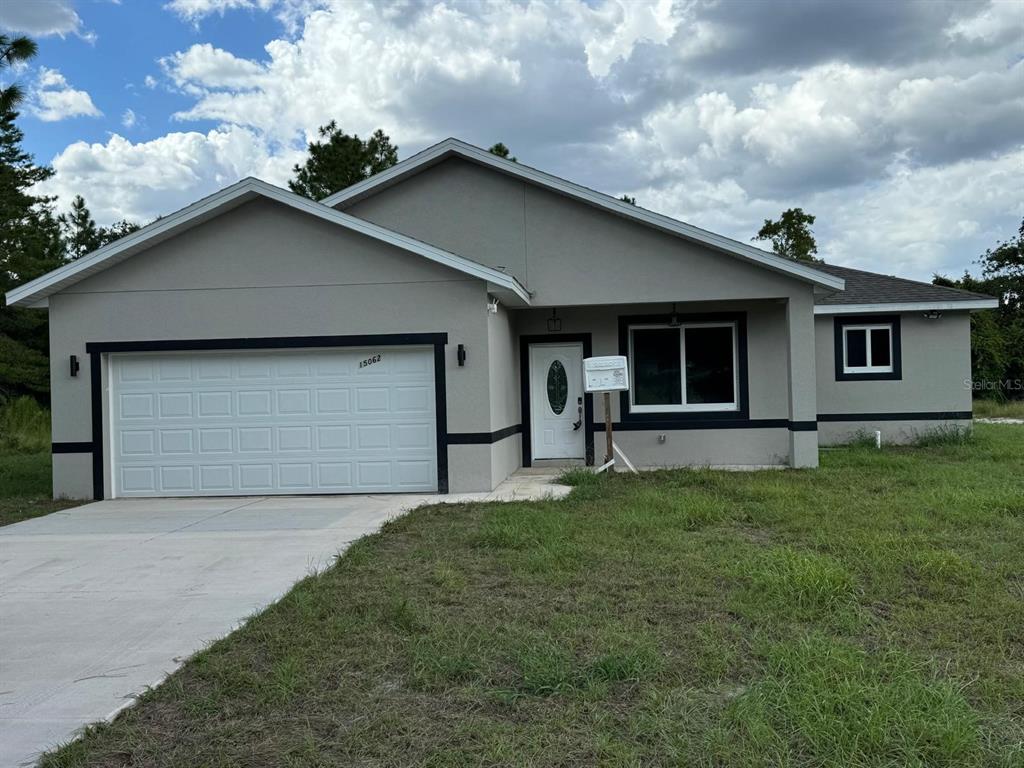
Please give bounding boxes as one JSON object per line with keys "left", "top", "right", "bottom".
{"left": 457, "top": 344, "right": 467, "bottom": 366}
{"left": 70, "top": 355, "right": 80, "bottom": 377}
{"left": 547, "top": 308, "right": 562, "bottom": 332}
{"left": 668, "top": 302, "right": 682, "bottom": 327}
{"left": 922, "top": 310, "right": 943, "bottom": 320}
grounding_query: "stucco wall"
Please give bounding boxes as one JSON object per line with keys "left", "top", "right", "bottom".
{"left": 514, "top": 299, "right": 802, "bottom": 467}
{"left": 345, "top": 158, "right": 809, "bottom": 306}
{"left": 814, "top": 312, "right": 973, "bottom": 444}
{"left": 48, "top": 198, "right": 496, "bottom": 497}
{"left": 486, "top": 301, "right": 521, "bottom": 484}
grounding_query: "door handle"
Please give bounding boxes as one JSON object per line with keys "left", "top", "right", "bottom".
{"left": 572, "top": 397, "right": 583, "bottom": 431}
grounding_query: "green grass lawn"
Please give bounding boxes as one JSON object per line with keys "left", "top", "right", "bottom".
{"left": 45, "top": 425, "right": 1024, "bottom": 767}
{"left": 974, "top": 399, "right": 1024, "bottom": 419}
{"left": 0, "top": 451, "right": 79, "bottom": 527}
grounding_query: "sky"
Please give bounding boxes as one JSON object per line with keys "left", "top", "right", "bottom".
{"left": 1, "top": 0, "right": 1021, "bottom": 282}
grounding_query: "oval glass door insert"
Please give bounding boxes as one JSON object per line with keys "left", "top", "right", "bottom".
{"left": 546, "top": 360, "right": 568, "bottom": 415}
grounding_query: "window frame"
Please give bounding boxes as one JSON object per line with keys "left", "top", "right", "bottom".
{"left": 618, "top": 312, "right": 749, "bottom": 424}
{"left": 833, "top": 315, "right": 902, "bottom": 381}
{"left": 628, "top": 321, "right": 740, "bottom": 413}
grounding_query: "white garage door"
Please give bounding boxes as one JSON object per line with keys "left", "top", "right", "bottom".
{"left": 110, "top": 347, "right": 437, "bottom": 497}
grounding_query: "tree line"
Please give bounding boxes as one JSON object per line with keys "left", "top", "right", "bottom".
{"left": 2, "top": 33, "right": 1019, "bottom": 403}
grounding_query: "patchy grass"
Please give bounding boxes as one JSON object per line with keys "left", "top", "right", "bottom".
{"left": 0, "top": 450, "right": 78, "bottom": 527}
{"left": 0, "top": 396, "right": 51, "bottom": 453}
{"left": 42, "top": 425, "right": 1024, "bottom": 767}
{"left": 974, "top": 398, "right": 1024, "bottom": 419}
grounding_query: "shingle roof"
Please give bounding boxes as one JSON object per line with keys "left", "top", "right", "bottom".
{"left": 813, "top": 263, "right": 996, "bottom": 307}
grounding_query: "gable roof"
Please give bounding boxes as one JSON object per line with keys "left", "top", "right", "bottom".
{"left": 321, "top": 138, "right": 846, "bottom": 292}
{"left": 812, "top": 263, "right": 998, "bottom": 314}
{"left": 5, "top": 177, "right": 531, "bottom": 309}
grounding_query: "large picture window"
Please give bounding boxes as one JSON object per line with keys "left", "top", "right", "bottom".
{"left": 629, "top": 322, "right": 739, "bottom": 413}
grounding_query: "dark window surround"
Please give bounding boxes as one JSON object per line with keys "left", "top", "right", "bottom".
{"left": 520, "top": 333, "right": 594, "bottom": 468}
{"left": 83, "top": 333, "right": 449, "bottom": 501}
{"left": 618, "top": 312, "right": 749, "bottom": 424}
{"left": 833, "top": 315, "right": 902, "bottom": 381}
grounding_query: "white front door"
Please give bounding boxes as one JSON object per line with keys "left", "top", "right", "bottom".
{"left": 530, "top": 343, "right": 585, "bottom": 460}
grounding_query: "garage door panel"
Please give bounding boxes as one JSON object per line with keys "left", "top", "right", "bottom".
{"left": 111, "top": 347, "right": 437, "bottom": 496}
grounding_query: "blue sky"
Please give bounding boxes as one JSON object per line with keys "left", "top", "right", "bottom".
{"left": 1, "top": 0, "right": 1021, "bottom": 281}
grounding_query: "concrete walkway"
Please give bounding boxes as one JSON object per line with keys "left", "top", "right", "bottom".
{"left": 0, "top": 473, "right": 569, "bottom": 767}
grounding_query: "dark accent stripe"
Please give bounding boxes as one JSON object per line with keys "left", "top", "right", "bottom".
{"left": 90, "top": 351, "right": 104, "bottom": 501}
{"left": 520, "top": 334, "right": 595, "bottom": 468}
{"left": 86, "top": 333, "right": 448, "bottom": 354}
{"left": 818, "top": 411, "right": 972, "bottom": 422}
{"left": 433, "top": 342, "right": 449, "bottom": 494}
{"left": 788, "top": 420, "right": 819, "bottom": 432}
{"left": 594, "top": 418, "right": 792, "bottom": 431}
{"left": 448, "top": 424, "right": 522, "bottom": 445}
{"left": 52, "top": 441, "right": 93, "bottom": 454}
{"left": 87, "top": 333, "right": 450, "bottom": 499}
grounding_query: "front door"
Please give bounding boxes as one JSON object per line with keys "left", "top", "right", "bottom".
{"left": 530, "top": 343, "right": 585, "bottom": 460}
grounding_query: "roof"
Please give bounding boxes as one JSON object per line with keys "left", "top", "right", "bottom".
{"left": 4, "top": 177, "right": 531, "bottom": 309}
{"left": 321, "top": 138, "right": 847, "bottom": 293}
{"left": 812, "top": 263, "right": 998, "bottom": 314}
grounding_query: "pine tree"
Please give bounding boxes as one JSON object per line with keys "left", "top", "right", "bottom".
{"left": 0, "top": 107, "right": 66, "bottom": 400}
{"left": 59, "top": 195, "right": 102, "bottom": 260}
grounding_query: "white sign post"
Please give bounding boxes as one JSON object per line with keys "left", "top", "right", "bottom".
{"left": 583, "top": 356, "right": 630, "bottom": 469}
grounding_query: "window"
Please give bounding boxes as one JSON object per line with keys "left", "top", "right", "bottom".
{"left": 842, "top": 324, "right": 893, "bottom": 373}
{"left": 834, "top": 316, "right": 901, "bottom": 380}
{"left": 629, "top": 322, "right": 739, "bottom": 412}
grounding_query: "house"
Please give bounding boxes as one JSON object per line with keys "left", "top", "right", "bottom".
{"left": 5, "top": 139, "right": 998, "bottom": 499}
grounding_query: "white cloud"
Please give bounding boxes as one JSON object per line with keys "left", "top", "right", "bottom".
{"left": 39, "top": 126, "right": 302, "bottom": 224}
{"left": 41, "top": 0, "right": 1024, "bottom": 280}
{"left": 164, "top": 0, "right": 276, "bottom": 23}
{"left": 0, "top": 0, "right": 92, "bottom": 39}
{"left": 30, "top": 68, "right": 102, "bottom": 122}
{"left": 121, "top": 108, "right": 137, "bottom": 128}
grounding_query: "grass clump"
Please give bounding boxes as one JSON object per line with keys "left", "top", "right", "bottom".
{"left": 0, "top": 396, "right": 50, "bottom": 453}
{"left": 973, "top": 398, "right": 1024, "bottom": 419}
{"left": 745, "top": 546, "right": 858, "bottom": 615}
{"left": 718, "top": 634, "right": 981, "bottom": 768}
{"left": 912, "top": 424, "right": 974, "bottom": 447}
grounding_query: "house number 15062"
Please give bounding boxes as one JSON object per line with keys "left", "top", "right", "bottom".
{"left": 359, "top": 354, "right": 382, "bottom": 369}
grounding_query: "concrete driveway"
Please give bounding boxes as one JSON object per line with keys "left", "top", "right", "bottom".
{"left": 0, "top": 476, "right": 567, "bottom": 767}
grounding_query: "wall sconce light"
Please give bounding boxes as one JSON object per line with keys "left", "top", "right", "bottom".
{"left": 546, "top": 308, "right": 562, "bottom": 332}
{"left": 457, "top": 344, "right": 467, "bottom": 367}
{"left": 70, "top": 355, "right": 80, "bottom": 377}
{"left": 487, "top": 296, "right": 499, "bottom": 315}
{"left": 922, "top": 310, "right": 943, "bottom": 320}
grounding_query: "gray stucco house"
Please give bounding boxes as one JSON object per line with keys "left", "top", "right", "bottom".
{"left": 6, "top": 138, "right": 998, "bottom": 499}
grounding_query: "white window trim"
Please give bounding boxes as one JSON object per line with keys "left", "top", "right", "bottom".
{"left": 628, "top": 322, "right": 740, "bottom": 413}
{"left": 842, "top": 323, "right": 894, "bottom": 374}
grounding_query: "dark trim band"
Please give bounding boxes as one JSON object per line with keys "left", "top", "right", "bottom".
{"left": 448, "top": 424, "right": 522, "bottom": 445}
{"left": 52, "top": 441, "right": 93, "bottom": 454}
{"left": 86, "top": 333, "right": 450, "bottom": 499}
{"left": 617, "top": 311, "right": 750, "bottom": 425}
{"left": 85, "top": 333, "right": 448, "bottom": 354}
{"left": 520, "top": 334, "right": 595, "bottom": 468}
{"left": 594, "top": 418, "right": 816, "bottom": 432}
{"left": 818, "top": 411, "right": 972, "bottom": 422}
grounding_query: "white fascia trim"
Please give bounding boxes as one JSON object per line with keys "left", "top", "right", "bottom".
{"left": 815, "top": 299, "right": 999, "bottom": 315}
{"left": 5, "top": 177, "right": 530, "bottom": 307}
{"left": 322, "top": 138, "right": 846, "bottom": 292}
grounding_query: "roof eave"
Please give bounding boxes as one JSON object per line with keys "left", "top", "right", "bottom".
{"left": 814, "top": 299, "right": 999, "bottom": 315}
{"left": 5, "top": 176, "right": 531, "bottom": 308}
{"left": 321, "top": 138, "right": 847, "bottom": 292}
